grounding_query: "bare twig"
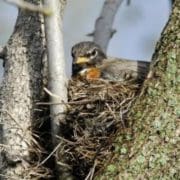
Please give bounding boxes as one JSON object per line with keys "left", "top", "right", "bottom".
{"left": 4, "top": 0, "right": 51, "bottom": 15}
{"left": 43, "top": 0, "right": 67, "bottom": 134}
{"left": 85, "top": 160, "right": 97, "bottom": 180}
{"left": 93, "top": 0, "right": 123, "bottom": 52}
{"left": 43, "top": 87, "right": 60, "bottom": 98}
{"left": 0, "top": 174, "right": 17, "bottom": 180}
{"left": 36, "top": 99, "right": 97, "bottom": 106}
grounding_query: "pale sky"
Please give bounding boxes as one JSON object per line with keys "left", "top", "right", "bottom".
{"left": 0, "top": 0, "right": 171, "bottom": 78}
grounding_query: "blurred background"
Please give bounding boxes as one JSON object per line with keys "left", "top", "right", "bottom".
{"left": 0, "top": 0, "right": 171, "bottom": 79}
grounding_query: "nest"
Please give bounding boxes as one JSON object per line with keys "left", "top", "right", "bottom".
{"left": 58, "top": 79, "right": 141, "bottom": 179}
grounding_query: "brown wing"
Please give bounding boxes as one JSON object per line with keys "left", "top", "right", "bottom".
{"left": 99, "top": 58, "right": 150, "bottom": 82}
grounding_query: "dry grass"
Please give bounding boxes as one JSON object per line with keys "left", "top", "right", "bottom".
{"left": 57, "top": 78, "right": 141, "bottom": 178}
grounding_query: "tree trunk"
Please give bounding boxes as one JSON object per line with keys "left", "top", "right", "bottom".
{"left": 0, "top": 1, "right": 46, "bottom": 179}
{"left": 97, "top": 0, "right": 179, "bottom": 179}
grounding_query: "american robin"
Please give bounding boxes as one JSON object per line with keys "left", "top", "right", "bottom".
{"left": 71, "top": 41, "right": 150, "bottom": 82}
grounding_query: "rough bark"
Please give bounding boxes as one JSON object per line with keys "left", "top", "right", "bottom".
{"left": 0, "top": 1, "right": 46, "bottom": 179}
{"left": 96, "top": 0, "right": 179, "bottom": 179}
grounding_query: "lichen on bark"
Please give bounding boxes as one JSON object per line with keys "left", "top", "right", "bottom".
{"left": 96, "top": 0, "right": 180, "bottom": 179}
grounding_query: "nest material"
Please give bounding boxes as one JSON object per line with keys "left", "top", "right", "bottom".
{"left": 59, "top": 79, "right": 140, "bottom": 178}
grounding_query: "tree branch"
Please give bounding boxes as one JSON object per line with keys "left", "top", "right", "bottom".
{"left": 126, "top": 0, "right": 131, "bottom": 5}
{"left": 43, "top": 0, "right": 70, "bottom": 178}
{"left": 43, "top": 0, "right": 67, "bottom": 139}
{"left": 93, "top": 0, "right": 123, "bottom": 52}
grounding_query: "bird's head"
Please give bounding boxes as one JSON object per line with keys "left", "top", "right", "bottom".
{"left": 71, "top": 41, "right": 106, "bottom": 67}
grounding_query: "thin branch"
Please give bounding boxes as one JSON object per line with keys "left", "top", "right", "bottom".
{"left": 37, "top": 142, "right": 61, "bottom": 167}
{"left": 4, "top": 0, "right": 51, "bottom": 15}
{"left": 85, "top": 160, "right": 97, "bottom": 180}
{"left": 43, "top": 0, "right": 69, "bottom": 178}
{"left": 93, "top": 0, "right": 124, "bottom": 52}
{"left": 43, "top": 87, "right": 60, "bottom": 98}
{"left": 0, "top": 174, "right": 17, "bottom": 180}
{"left": 43, "top": 0, "right": 67, "bottom": 128}
{"left": 36, "top": 99, "right": 97, "bottom": 106}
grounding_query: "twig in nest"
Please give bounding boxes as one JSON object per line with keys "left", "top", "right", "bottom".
{"left": 105, "top": 102, "right": 120, "bottom": 122}
{"left": 56, "top": 135, "right": 77, "bottom": 145}
{"left": 36, "top": 99, "right": 97, "bottom": 106}
{"left": 85, "top": 160, "right": 97, "bottom": 180}
{"left": 43, "top": 87, "right": 60, "bottom": 98}
{"left": 0, "top": 174, "right": 17, "bottom": 180}
{"left": 37, "top": 142, "right": 61, "bottom": 167}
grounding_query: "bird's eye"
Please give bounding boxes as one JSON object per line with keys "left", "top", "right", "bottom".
{"left": 85, "top": 48, "right": 98, "bottom": 60}
{"left": 90, "top": 49, "right": 97, "bottom": 57}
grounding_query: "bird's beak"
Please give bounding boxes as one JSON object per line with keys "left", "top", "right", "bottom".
{"left": 75, "top": 57, "right": 90, "bottom": 64}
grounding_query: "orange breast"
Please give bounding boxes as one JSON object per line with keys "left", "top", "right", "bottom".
{"left": 86, "top": 68, "right": 101, "bottom": 79}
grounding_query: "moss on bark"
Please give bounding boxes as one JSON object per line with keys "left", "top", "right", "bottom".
{"left": 96, "top": 0, "right": 180, "bottom": 179}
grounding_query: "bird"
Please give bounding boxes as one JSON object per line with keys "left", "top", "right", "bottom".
{"left": 71, "top": 41, "right": 150, "bottom": 82}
